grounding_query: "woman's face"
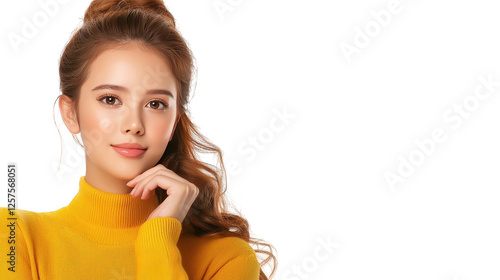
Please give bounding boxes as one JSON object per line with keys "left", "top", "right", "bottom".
{"left": 70, "top": 44, "right": 178, "bottom": 181}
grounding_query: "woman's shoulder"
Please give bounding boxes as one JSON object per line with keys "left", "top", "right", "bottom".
{"left": 178, "top": 232, "right": 260, "bottom": 278}
{"left": 0, "top": 206, "right": 66, "bottom": 232}
{"left": 0, "top": 207, "right": 39, "bottom": 240}
{"left": 0, "top": 206, "right": 62, "bottom": 219}
{"left": 0, "top": 206, "right": 38, "bottom": 220}
{"left": 178, "top": 232, "right": 257, "bottom": 259}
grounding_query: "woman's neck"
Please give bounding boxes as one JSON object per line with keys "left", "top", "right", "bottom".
{"left": 85, "top": 158, "right": 134, "bottom": 194}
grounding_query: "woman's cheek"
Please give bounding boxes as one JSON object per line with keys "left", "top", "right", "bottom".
{"left": 80, "top": 110, "right": 115, "bottom": 154}
{"left": 149, "top": 118, "right": 173, "bottom": 144}
{"left": 99, "top": 116, "right": 116, "bottom": 134}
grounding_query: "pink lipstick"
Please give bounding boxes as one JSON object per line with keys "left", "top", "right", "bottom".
{"left": 111, "top": 143, "right": 147, "bottom": 158}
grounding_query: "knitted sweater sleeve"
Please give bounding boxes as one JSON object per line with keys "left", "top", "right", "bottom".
{"left": 134, "top": 216, "right": 188, "bottom": 279}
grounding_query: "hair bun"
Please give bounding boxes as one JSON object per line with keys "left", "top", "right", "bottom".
{"left": 83, "top": 0, "right": 175, "bottom": 27}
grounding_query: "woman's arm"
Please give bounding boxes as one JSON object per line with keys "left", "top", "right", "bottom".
{"left": 135, "top": 216, "right": 188, "bottom": 279}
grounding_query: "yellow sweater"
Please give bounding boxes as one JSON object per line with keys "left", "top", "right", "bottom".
{"left": 0, "top": 176, "right": 260, "bottom": 279}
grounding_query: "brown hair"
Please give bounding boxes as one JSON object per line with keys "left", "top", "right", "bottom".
{"left": 55, "top": 0, "right": 277, "bottom": 278}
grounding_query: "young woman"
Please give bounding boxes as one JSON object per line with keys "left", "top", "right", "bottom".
{"left": 1, "top": 0, "right": 276, "bottom": 279}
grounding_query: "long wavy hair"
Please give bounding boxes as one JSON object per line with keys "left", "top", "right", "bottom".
{"left": 54, "top": 0, "right": 277, "bottom": 279}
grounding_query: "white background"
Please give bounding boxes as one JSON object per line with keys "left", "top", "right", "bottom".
{"left": 1, "top": 0, "right": 500, "bottom": 279}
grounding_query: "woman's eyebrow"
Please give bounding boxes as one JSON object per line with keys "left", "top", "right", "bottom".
{"left": 91, "top": 84, "right": 174, "bottom": 99}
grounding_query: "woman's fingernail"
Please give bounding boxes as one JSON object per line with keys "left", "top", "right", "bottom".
{"left": 130, "top": 188, "right": 136, "bottom": 195}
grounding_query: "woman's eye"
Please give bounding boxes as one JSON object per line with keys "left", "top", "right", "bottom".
{"left": 147, "top": 100, "right": 168, "bottom": 110}
{"left": 97, "top": 95, "right": 167, "bottom": 110}
{"left": 99, "top": 95, "right": 120, "bottom": 106}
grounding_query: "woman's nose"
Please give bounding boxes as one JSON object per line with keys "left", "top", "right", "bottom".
{"left": 121, "top": 110, "right": 144, "bottom": 135}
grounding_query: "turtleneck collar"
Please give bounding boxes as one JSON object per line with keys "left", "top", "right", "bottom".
{"left": 66, "top": 176, "right": 159, "bottom": 228}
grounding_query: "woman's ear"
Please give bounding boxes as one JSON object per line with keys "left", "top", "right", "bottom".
{"left": 59, "top": 94, "right": 80, "bottom": 134}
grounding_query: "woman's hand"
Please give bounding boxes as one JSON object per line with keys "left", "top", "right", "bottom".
{"left": 127, "top": 164, "right": 199, "bottom": 223}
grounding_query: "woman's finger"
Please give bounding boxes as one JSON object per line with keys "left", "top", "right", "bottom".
{"left": 131, "top": 168, "right": 178, "bottom": 198}
{"left": 131, "top": 172, "right": 157, "bottom": 197}
{"left": 140, "top": 174, "right": 183, "bottom": 200}
{"left": 126, "top": 164, "right": 165, "bottom": 187}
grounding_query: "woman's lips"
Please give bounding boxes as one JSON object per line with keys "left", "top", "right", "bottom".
{"left": 111, "top": 146, "right": 147, "bottom": 158}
